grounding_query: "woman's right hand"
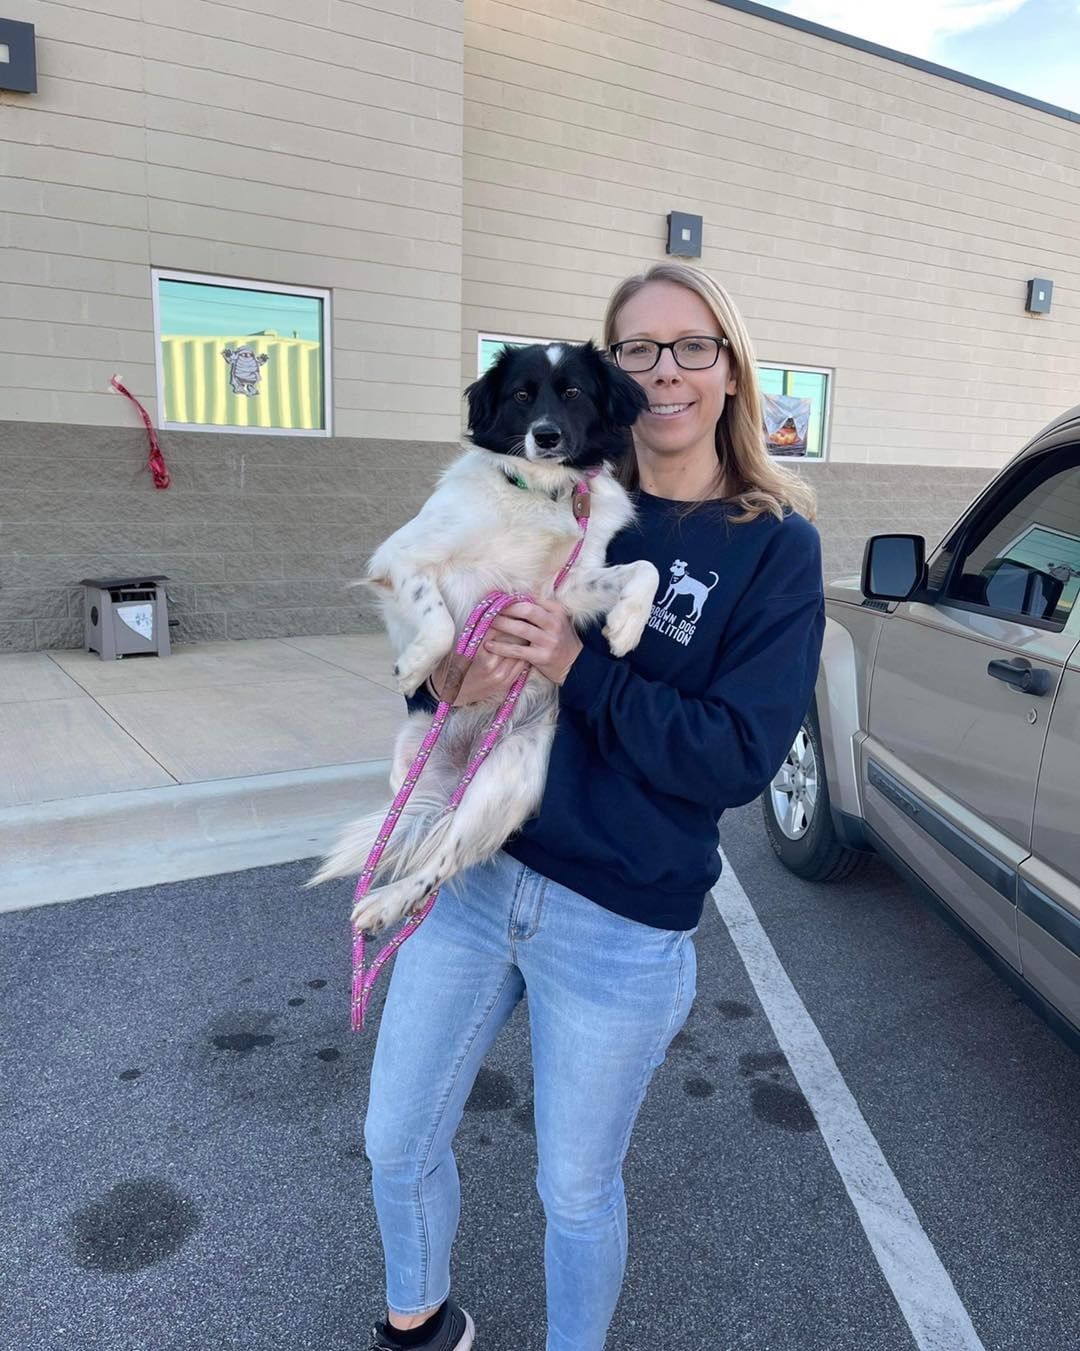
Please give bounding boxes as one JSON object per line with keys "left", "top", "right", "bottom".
{"left": 431, "top": 646, "right": 528, "bottom": 706}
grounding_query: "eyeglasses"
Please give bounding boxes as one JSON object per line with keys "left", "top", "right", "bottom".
{"left": 609, "top": 336, "right": 730, "bottom": 373}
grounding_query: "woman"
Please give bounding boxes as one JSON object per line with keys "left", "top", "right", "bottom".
{"left": 364, "top": 263, "right": 824, "bottom": 1351}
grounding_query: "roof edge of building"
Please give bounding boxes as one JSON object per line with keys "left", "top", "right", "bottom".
{"left": 711, "top": 0, "right": 1080, "bottom": 127}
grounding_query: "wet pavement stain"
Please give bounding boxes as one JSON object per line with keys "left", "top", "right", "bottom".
{"left": 465, "top": 1068, "right": 517, "bottom": 1112}
{"left": 510, "top": 1100, "right": 535, "bottom": 1135}
{"left": 118, "top": 1069, "right": 142, "bottom": 1081}
{"left": 738, "top": 1051, "right": 788, "bottom": 1076}
{"left": 211, "top": 1032, "right": 275, "bottom": 1056}
{"left": 316, "top": 1047, "right": 341, "bottom": 1062}
{"left": 307, "top": 980, "right": 327, "bottom": 990}
{"left": 750, "top": 1082, "right": 816, "bottom": 1133}
{"left": 287, "top": 997, "right": 306, "bottom": 1007}
{"left": 71, "top": 1179, "right": 200, "bottom": 1273}
{"left": 715, "top": 1000, "right": 754, "bottom": 1020}
{"left": 684, "top": 1076, "right": 716, "bottom": 1099}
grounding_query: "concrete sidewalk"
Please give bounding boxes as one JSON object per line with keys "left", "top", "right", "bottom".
{"left": 0, "top": 634, "right": 404, "bottom": 912}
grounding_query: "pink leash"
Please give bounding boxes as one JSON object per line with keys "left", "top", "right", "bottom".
{"left": 350, "top": 471, "right": 597, "bottom": 1031}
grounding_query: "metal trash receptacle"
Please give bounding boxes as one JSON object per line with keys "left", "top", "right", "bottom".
{"left": 81, "top": 575, "right": 171, "bottom": 660}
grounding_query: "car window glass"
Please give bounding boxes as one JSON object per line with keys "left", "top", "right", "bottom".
{"left": 945, "top": 451, "right": 1080, "bottom": 628}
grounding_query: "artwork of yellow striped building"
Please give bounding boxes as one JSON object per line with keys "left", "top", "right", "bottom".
{"left": 161, "top": 333, "right": 324, "bottom": 430}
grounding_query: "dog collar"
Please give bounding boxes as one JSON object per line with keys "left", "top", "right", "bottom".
{"left": 503, "top": 467, "right": 530, "bottom": 491}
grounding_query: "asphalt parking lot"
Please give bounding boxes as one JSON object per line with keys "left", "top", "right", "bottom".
{"left": 4, "top": 803, "right": 1079, "bottom": 1351}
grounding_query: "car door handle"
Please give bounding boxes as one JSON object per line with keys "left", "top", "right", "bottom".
{"left": 987, "top": 657, "right": 1054, "bottom": 696}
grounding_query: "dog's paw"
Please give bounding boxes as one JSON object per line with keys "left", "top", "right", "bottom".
{"left": 392, "top": 647, "right": 432, "bottom": 697}
{"left": 603, "top": 601, "right": 651, "bottom": 657}
{"left": 351, "top": 877, "right": 434, "bottom": 934}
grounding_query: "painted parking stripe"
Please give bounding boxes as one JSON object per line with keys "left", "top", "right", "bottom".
{"left": 712, "top": 852, "right": 987, "bottom": 1351}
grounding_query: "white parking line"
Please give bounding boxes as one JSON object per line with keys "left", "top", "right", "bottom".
{"left": 712, "top": 853, "right": 987, "bottom": 1351}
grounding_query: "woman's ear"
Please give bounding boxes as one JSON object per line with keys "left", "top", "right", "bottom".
{"left": 587, "top": 342, "right": 649, "bottom": 428}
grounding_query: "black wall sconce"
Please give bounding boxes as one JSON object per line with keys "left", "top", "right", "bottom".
{"left": 0, "top": 18, "right": 37, "bottom": 93}
{"left": 666, "top": 212, "right": 702, "bottom": 258}
{"left": 1026, "top": 278, "right": 1053, "bottom": 314}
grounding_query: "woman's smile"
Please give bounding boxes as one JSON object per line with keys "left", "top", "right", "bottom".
{"left": 646, "top": 400, "right": 694, "bottom": 419}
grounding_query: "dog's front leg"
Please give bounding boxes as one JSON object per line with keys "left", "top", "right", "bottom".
{"left": 558, "top": 560, "right": 660, "bottom": 656}
{"left": 380, "top": 570, "right": 456, "bottom": 696}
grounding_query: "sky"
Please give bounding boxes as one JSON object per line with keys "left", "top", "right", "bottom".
{"left": 772, "top": 0, "right": 1080, "bottom": 115}
{"left": 158, "top": 280, "right": 323, "bottom": 342}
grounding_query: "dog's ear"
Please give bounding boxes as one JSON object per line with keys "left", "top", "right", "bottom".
{"left": 582, "top": 340, "right": 649, "bottom": 428}
{"left": 464, "top": 347, "right": 509, "bottom": 440}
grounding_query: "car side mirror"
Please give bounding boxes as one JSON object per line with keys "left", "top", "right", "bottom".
{"left": 861, "top": 534, "right": 926, "bottom": 601}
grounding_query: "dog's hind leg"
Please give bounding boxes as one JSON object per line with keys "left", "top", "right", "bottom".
{"left": 389, "top": 714, "right": 430, "bottom": 794}
{"left": 350, "top": 718, "right": 555, "bottom": 933}
{"left": 306, "top": 717, "right": 455, "bottom": 890}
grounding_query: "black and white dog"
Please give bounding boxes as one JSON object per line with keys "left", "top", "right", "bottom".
{"left": 311, "top": 341, "right": 660, "bottom": 932}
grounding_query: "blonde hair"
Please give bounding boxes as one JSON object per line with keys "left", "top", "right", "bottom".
{"left": 603, "top": 263, "right": 816, "bottom": 523}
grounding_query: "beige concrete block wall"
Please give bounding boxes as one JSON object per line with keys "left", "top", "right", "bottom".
{"left": 462, "top": 0, "right": 1080, "bottom": 469}
{"left": 0, "top": 422, "right": 457, "bottom": 651}
{"left": 0, "top": 0, "right": 465, "bottom": 649}
{"left": 0, "top": 0, "right": 465, "bottom": 440}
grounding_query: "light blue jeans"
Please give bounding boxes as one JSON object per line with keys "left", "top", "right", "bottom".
{"left": 363, "top": 849, "right": 697, "bottom": 1351}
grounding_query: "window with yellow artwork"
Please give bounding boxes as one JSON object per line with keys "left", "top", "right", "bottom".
{"left": 152, "top": 271, "right": 331, "bottom": 435}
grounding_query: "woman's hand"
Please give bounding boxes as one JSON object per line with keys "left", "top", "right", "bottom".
{"left": 484, "top": 598, "right": 583, "bottom": 685}
{"left": 431, "top": 644, "right": 527, "bottom": 707}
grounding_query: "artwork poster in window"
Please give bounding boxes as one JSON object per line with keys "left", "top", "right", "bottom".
{"left": 762, "top": 392, "right": 812, "bottom": 457}
{"left": 158, "top": 278, "right": 326, "bottom": 431}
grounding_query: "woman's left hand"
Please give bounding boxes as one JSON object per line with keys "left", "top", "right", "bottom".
{"left": 485, "top": 598, "right": 583, "bottom": 685}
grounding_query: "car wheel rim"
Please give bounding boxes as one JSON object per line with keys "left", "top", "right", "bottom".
{"left": 769, "top": 725, "right": 818, "bottom": 841}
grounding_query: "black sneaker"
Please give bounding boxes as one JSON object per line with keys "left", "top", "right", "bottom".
{"left": 368, "top": 1300, "right": 475, "bottom": 1351}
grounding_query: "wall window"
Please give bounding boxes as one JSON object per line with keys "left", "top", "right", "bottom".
{"left": 478, "top": 332, "right": 571, "bottom": 377}
{"left": 758, "top": 364, "right": 831, "bottom": 460}
{"left": 152, "top": 271, "right": 331, "bottom": 436}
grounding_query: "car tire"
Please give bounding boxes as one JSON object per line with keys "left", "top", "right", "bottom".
{"left": 761, "top": 705, "right": 865, "bottom": 882}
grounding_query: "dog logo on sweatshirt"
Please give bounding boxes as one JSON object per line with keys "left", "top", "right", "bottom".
{"left": 648, "top": 559, "right": 720, "bottom": 646}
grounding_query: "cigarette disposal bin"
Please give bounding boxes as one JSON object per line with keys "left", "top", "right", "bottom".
{"left": 81, "top": 575, "right": 171, "bottom": 660}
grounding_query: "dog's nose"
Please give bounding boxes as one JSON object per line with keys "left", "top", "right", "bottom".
{"left": 532, "top": 423, "right": 562, "bottom": 451}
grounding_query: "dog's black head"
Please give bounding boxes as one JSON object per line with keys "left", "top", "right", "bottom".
{"left": 464, "top": 341, "right": 648, "bottom": 468}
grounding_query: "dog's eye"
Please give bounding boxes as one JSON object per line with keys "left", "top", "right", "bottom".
{"left": 513, "top": 389, "right": 529, "bottom": 404}
{"left": 563, "top": 387, "right": 580, "bottom": 400}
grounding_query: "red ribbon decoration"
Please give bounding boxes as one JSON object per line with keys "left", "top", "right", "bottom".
{"left": 110, "top": 375, "right": 171, "bottom": 490}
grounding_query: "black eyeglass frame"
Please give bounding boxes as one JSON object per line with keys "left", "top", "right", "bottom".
{"left": 609, "top": 335, "right": 731, "bottom": 372}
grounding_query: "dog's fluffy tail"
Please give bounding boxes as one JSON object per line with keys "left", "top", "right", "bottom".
{"left": 306, "top": 789, "right": 449, "bottom": 890}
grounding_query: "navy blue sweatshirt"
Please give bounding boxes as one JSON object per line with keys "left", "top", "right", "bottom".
{"left": 414, "top": 489, "right": 824, "bottom": 931}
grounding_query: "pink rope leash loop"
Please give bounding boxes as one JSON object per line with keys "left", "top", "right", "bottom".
{"left": 350, "top": 471, "right": 596, "bottom": 1032}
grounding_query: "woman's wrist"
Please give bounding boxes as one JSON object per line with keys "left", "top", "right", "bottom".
{"left": 551, "top": 636, "right": 583, "bottom": 685}
{"left": 426, "top": 673, "right": 444, "bottom": 702}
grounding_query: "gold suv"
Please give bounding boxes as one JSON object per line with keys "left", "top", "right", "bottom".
{"left": 762, "top": 406, "right": 1080, "bottom": 1043}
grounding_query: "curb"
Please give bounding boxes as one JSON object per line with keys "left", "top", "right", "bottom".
{"left": 0, "top": 760, "right": 391, "bottom": 913}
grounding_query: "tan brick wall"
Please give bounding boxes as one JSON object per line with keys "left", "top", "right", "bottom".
{"left": 0, "top": 421, "right": 458, "bottom": 651}
{"left": 0, "top": 0, "right": 1073, "bottom": 650}
{"left": 0, "top": 0, "right": 465, "bottom": 441}
{"left": 462, "top": 0, "right": 1080, "bottom": 469}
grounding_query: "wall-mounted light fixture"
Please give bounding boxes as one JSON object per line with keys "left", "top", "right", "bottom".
{"left": 1026, "top": 278, "right": 1053, "bottom": 314}
{"left": 666, "top": 212, "right": 702, "bottom": 258}
{"left": 0, "top": 18, "right": 37, "bottom": 93}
